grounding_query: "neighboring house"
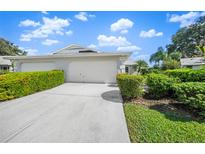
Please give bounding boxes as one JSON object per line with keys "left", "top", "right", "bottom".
{"left": 4, "top": 44, "right": 131, "bottom": 83}
{"left": 122, "top": 60, "right": 136, "bottom": 74}
{"left": 0, "top": 56, "right": 12, "bottom": 72}
{"left": 180, "top": 57, "right": 205, "bottom": 70}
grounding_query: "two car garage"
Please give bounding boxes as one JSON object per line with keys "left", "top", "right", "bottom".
{"left": 16, "top": 55, "right": 123, "bottom": 83}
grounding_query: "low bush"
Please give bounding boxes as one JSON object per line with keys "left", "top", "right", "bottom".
{"left": 0, "top": 70, "right": 64, "bottom": 101}
{"left": 124, "top": 104, "right": 205, "bottom": 143}
{"left": 172, "top": 82, "right": 205, "bottom": 114}
{"left": 165, "top": 68, "right": 205, "bottom": 82}
{"left": 146, "top": 73, "right": 179, "bottom": 99}
{"left": 116, "top": 74, "right": 144, "bottom": 100}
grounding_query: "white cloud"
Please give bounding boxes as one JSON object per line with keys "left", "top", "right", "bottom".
{"left": 20, "top": 16, "right": 70, "bottom": 41}
{"left": 74, "top": 12, "right": 95, "bottom": 22}
{"left": 110, "top": 18, "right": 134, "bottom": 34}
{"left": 65, "top": 30, "right": 73, "bottom": 36}
{"left": 120, "top": 29, "right": 128, "bottom": 34}
{"left": 117, "top": 45, "right": 141, "bottom": 52}
{"left": 168, "top": 11, "right": 205, "bottom": 27}
{"left": 42, "top": 39, "right": 59, "bottom": 46}
{"left": 42, "top": 11, "right": 49, "bottom": 15}
{"left": 139, "top": 29, "right": 163, "bottom": 38}
{"left": 19, "top": 47, "right": 38, "bottom": 55}
{"left": 97, "top": 35, "right": 131, "bottom": 47}
{"left": 87, "top": 44, "right": 97, "bottom": 49}
{"left": 19, "top": 19, "right": 40, "bottom": 27}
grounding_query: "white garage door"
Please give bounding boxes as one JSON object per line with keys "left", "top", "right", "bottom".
{"left": 68, "top": 60, "right": 117, "bottom": 83}
{"left": 21, "top": 62, "right": 55, "bottom": 72}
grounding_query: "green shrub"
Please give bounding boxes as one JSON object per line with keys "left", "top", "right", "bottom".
{"left": 116, "top": 74, "right": 144, "bottom": 100}
{"left": 124, "top": 104, "right": 205, "bottom": 143}
{"left": 165, "top": 68, "right": 205, "bottom": 82}
{"left": 146, "top": 73, "right": 179, "bottom": 99}
{"left": 172, "top": 82, "right": 205, "bottom": 112}
{"left": 0, "top": 70, "right": 64, "bottom": 101}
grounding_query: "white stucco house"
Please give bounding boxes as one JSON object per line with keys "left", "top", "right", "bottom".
{"left": 123, "top": 60, "right": 136, "bottom": 74}
{"left": 4, "top": 44, "right": 131, "bottom": 83}
{"left": 180, "top": 57, "right": 205, "bottom": 70}
{"left": 0, "top": 56, "right": 12, "bottom": 72}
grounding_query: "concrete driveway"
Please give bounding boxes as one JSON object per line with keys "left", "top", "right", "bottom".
{"left": 0, "top": 83, "right": 130, "bottom": 143}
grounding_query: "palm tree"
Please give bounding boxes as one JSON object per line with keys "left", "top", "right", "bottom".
{"left": 196, "top": 46, "right": 205, "bottom": 56}
{"left": 135, "top": 60, "right": 148, "bottom": 74}
{"left": 149, "top": 47, "right": 166, "bottom": 66}
{"left": 196, "top": 39, "right": 205, "bottom": 56}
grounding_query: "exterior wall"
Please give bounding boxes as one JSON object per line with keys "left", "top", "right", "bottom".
{"left": 128, "top": 65, "right": 135, "bottom": 74}
{"left": 14, "top": 56, "right": 122, "bottom": 83}
{"left": 192, "top": 65, "right": 201, "bottom": 70}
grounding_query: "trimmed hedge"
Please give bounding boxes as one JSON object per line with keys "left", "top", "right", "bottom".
{"left": 116, "top": 74, "right": 144, "bottom": 100}
{"left": 165, "top": 68, "right": 205, "bottom": 82}
{"left": 146, "top": 73, "right": 179, "bottom": 99}
{"left": 0, "top": 70, "right": 64, "bottom": 101}
{"left": 172, "top": 82, "right": 205, "bottom": 115}
{"left": 124, "top": 104, "right": 205, "bottom": 143}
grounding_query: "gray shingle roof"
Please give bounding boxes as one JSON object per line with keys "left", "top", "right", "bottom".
{"left": 180, "top": 57, "right": 205, "bottom": 66}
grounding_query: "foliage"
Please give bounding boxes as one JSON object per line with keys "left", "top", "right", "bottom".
{"left": 161, "top": 59, "right": 181, "bottom": 70}
{"left": 196, "top": 45, "right": 205, "bottom": 56}
{"left": 166, "top": 16, "right": 205, "bottom": 58}
{"left": 0, "top": 70, "right": 64, "bottom": 101}
{"left": 0, "top": 38, "right": 27, "bottom": 56}
{"left": 169, "top": 51, "right": 182, "bottom": 61}
{"left": 149, "top": 47, "right": 166, "bottom": 66}
{"left": 116, "top": 74, "right": 144, "bottom": 100}
{"left": 134, "top": 60, "right": 149, "bottom": 74}
{"left": 124, "top": 104, "right": 205, "bottom": 143}
{"left": 146, "top": 73, "right": 179, "bottom": 99}
{"left": 147, "top": 67, "right": 162, "bottom": 74}
{"left": 150, "top": 47, "right": 182, "bottom": 70}
{"left": 165, "top": 68, "right": 205, "bottom": 82}
{"left": 0, "top": 70, "right": 10, "bottom": 75}
{"left": 172, "top": 82, "right": 205, "bottom": 113}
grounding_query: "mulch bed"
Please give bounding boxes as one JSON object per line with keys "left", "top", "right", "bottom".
{"left": 130, "top": 98, "right": 204, "bottom": 121}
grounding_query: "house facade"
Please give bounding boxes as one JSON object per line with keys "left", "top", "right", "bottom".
{"left": 0, "top": 56, "right": 12, "bottom": 72}
{"left": 180, "top": 57, "right": 205, "bottom": 70}
{"left": 122, "top": 60, "right": 136, "bottom": 74}
{"left": 4, "top": 44, "right": 131, "bottom": 83}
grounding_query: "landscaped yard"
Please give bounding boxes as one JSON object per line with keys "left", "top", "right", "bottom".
{"left": 117, "top": 68, "right": 205, "bottom": 143}
{"left": 124, "top": 103, "right": 205, "bottom": 143}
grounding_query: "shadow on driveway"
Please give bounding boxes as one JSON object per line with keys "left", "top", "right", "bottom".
{"left": 101, "top": 90, "right": 122, "bottom": 103}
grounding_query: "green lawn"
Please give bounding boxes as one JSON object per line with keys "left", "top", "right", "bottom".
{"left": 124, "top": 103, "right": 205, "bottom": 143}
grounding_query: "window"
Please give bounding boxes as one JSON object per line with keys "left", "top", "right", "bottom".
{"left": 125, "top": 66, "right": 129, "bottom": 73}
{"left": 0, "top": 66, "right": 9, "bottom": 71}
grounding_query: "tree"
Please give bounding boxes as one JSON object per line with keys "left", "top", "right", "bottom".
{"left": 134, "top": 60, "right": 149, "bottom": 74}
{"left": 161, "top": 59, "right": 180, "bottom": 70}
{"left": 149, "top": 47, "right": 166, "bottom": 66}
{"left": 150, "top": 48, "right": 181, "bottom": 70}
{"left": 167, "top": 16, "right": 205, "bottom": 58}
{"left": 0, "top": 38, "right": 27, "bottom": 56}
{"left": 196, "top": 39, "right": 205, "bottom": 56}
{"left": 169, "top": 51, "right": 182, "bottom": 61}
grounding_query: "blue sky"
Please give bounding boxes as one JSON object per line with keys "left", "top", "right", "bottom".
{"left": 0, "top": 11, "right": 204, "bottom": 62}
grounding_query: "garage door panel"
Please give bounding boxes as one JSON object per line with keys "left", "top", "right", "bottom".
{"left": 21, "top": 62, "right": 55, "bottom": 72}
{"left": 68, "top": 60, "right": 117, "bottom": 83}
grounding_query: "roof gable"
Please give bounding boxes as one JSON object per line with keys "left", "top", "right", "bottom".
{"left": 53, "top": 44, "right": 97, "bottom": 55}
